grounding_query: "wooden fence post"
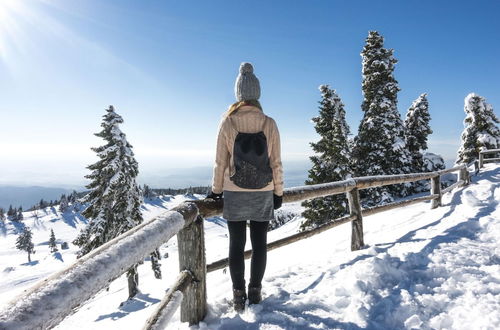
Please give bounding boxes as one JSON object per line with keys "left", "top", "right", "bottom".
{"left": 177, "top": 215, "right": 207, "bottom": 325}
{"left": 347, "top": 188, "right": 364, "bottom": 251}
{"left": 459, "top": 167, "right": 469, "bottom": 186}
{"left": 479, "top": 152, "right": 484, "bottom": 168}
{"left": 430, "top": 175, "right": 442, "bottom": 209}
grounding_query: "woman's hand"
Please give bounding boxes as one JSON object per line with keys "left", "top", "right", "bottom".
{"left": 273, "top": 194, "right": 282, "bottom": 210}
{"left": 206, "top": 191, "right": 223, "bottom": 200}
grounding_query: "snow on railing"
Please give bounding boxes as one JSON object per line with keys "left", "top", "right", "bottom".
{"left": 0, "top": 165, "right": 471, "bottom": 330}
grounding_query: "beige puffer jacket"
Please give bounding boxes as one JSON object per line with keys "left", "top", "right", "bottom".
{"left": 211, "top": 105, "right": 284, "bottom": 196}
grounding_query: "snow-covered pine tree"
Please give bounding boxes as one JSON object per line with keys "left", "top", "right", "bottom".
{"left": 73, "top": 105, "right": 145, "bottom": 298}
{"left": 404, "top": 93, "right": 432, "bottom": 171}
{"left": 0, "top": 208, "right": 5, "bottom": 222}
{"left": 404, "top": 93, "right": 433, "bottom": 192}
{"left": 456, "top": 93, "right": 500, "bottom": 164}
{"left": 301, "top": 85, "right": 351, "bottom": 230}
{"left": 16, "top": 227, "right": 35, "bottom": 262}
{"left": 49, "top": 229, "right": 58, "bottom": 253}
{"left": 150, "top": 248, "right": 162, "bottom": 279}
{"left": 15, "top": 208, "right": 23, "bottom": 221}
{"left": 352, "top": 31, "right": 412, "bottom": 205}
{"left": 59, "top": 194, "right": 69, "bottom": 213}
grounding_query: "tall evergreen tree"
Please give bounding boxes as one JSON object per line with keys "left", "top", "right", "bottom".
{"left": 456, "top": 93, "right": 500, "bottom": 164}
{"left": 352, "top": 31, "right": 412, "bottom": 205}
{"left": 301, "top": 85, "right": 351, "bottom": 230}
{"left": 0, "top": 208, "right": 5, "bottom": 222}
{"left": 73, "top": 105, "right": 145, "bottom": 298}
{"left": 49, "top": 229, "right": 58, "bottom": 253}
{"left": 404, "top": 93, "right": 434, "bottom": 192}
{"left": 404, "top": 93, "right": 432, "bottom": 172}
{"left": 16, "top": 227, "right": 35, "bottom": 262}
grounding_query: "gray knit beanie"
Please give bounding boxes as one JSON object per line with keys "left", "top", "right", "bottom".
{"left": 234, "top": 62, "right": 261, "bottom": 101}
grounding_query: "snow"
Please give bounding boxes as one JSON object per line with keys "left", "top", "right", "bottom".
{"left": 0, "top": 166, "right": 499, "bottom": 329}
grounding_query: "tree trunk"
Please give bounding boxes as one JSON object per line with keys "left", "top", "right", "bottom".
{"left": 127, "top": 264, "right": 139, "bottom": 299}
{"left": 28, "top": 252, "right": 31, "bottom": 263}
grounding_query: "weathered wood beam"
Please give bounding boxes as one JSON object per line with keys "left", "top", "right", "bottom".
{"left": 442, "top": 180, "right": 465, "bottom": 194}
{"left": 479, "top": 148, "right": 500, "bottom": 154}
{"left": 142, "top": 270, "right": 193, "bottom": 330}
{"left": 363, "top": 194, "right": 439, "bottom": 216}
{"left": 430, "top": 176, "right": 442, "bottom": 209}
{"left": 347, "top": 188, "right": 364, "bottom": 251}
{"left": 435, "top": 165, "right": 466, "bottom": 175}
{"left": 177, "top": 215, "right": 207, "bottom": 325}
{"left": 282, "top": 179, "right": 356, "bottom": 203}
{"left": 206, "top": 214, "right": 356, "bottom": 273}
{"left": 354, "top": 172, "right": 437, "bottom": 189}
{"left": 483, "top": 157, "right": 500, "bottom": 163}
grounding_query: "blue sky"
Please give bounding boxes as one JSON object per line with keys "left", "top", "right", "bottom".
{"left": 0, "top": 0, "right": 499, "bottom": 187}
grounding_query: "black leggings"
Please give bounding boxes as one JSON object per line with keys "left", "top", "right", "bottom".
{"left": 227, "top": 220, "right": 269, "bottom": 290}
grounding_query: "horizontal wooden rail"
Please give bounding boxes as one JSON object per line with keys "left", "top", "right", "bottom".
{"left": 480, "top": 148, "right": 500, "bottom": 154}
{"left": 479, "top": 149, "right": 500, "bottom": 168}
{"left": 207, "top": 214, "right": 357, "bottom": 273}
{"left": 354, "top": 172, "right": 437, "bottom": 189}
{"left": 362, "top": 194, "right": 439, "bottom": 217}
{"left": 0, "top": 203, "right": 198, "bottom": 330}
{"left": 143, "top": 270, "right": 193, "bottom": 330}
{"left": 442, "top": 180, "right": 465, "bottom": 194}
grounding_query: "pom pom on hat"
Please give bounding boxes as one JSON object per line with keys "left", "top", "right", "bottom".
{"left": 239, "top": 62, "right": 254, "bottom": 74}
{"left": 234, "top": 62, "right": 260, "bottom": 101}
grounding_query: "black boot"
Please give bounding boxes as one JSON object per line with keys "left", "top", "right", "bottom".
{"left": 248, "top": 285, "right": 262, "bottom": 305}
{"left": 232, "top": 288, "right": 247, "bottom": 312}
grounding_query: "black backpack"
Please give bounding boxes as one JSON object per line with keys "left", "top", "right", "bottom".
{"left": 228, "top": 116, "right": 273, "bottom": 189}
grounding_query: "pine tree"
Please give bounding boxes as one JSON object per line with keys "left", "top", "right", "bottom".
{"left": 16, "top": 227, "right": 35, "bottom": 262}
{"left": 7, "top": 205, "right": 14, "bottom": 217}
{"left": 59, "top": 194, "right": 69, "bottom": 213}
{"left": 0, "top": 208, "right": 5, "bottom": 222}
{"left": 404, "top": 93, "right": 432, "bottom": 171}
{"left": 17, "top": 207, "right": 23, "bottom": 221}
{"left": 73, "top": 105, "right": 144, "bottom": 298}
{"left": 404, "top": 93, "right": 434, "bottom": 192}
{"left": 456, "top": 93, "right": 500, "bottom": 164}
{"left": 301, "top": 85, "right": 351, "bottom": 230}
{"left": 49, "top": 229, "right": 58, "bottom": 253}
{"left": 150, "top": 248, "right": 162, "bottom": 279}
{"left": 352, "top": 31, "right": 412, "bottom": 205}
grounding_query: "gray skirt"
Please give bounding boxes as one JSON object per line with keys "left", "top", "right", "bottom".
{"left": 223, "top": 190, "right": 274, "bottom": 222}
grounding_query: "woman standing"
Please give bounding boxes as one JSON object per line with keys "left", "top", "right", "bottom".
{"left": 207, "top": 62, "right": 284, "bottom": 312}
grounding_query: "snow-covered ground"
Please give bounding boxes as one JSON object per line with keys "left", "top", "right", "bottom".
{"left": 1, "top": 164, "right": 499, "bottom": 329}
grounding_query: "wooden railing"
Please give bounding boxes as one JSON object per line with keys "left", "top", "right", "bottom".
{"left": 479, "top": 148, "right": 500, "bottom": 168}
{"left": 0, "top": 165, "right": 471, "bottom": 329}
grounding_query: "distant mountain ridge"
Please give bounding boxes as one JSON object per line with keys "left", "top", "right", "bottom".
{"left": 0, "top": 186, "right": 75, "bottom": 210}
